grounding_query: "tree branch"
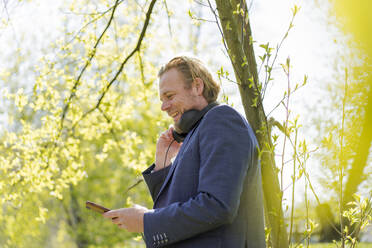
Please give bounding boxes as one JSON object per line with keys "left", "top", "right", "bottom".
{"left": 123, "top": 179, "right": 143, "bottom": 197}
{"left": 65, "top": 0, "right": 125, "bottom": 45}
{"left": 163, "top": 0, "right": 173, "bottom": 37}
{"left": 60, "top": 0, "right": 122, "bottom": 135}
{"left": 98, "top": 106, "right": 119, "bottom": 142}
{"left": 207, "top": 0, "right": 229, "bottom": 55}
{"left": 261, "top": 9, "right": 297, "bottom": 101}
{"left": 70, "top": 0, "right": 157, "bottom": 130}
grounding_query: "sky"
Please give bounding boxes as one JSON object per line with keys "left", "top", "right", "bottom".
{"left": 0, "top": 0, "right": 361, "bottom": 206}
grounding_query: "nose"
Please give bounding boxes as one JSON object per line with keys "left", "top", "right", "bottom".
{"left": 161, "top": 101, "right": 170, "bottom": 111}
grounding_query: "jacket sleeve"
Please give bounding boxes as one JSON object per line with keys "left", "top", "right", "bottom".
{"left": 142, "top": 164, "right": 172, "bottom": 202}
{"left": 143, "top": 106, "right": 255, "bottom": 247}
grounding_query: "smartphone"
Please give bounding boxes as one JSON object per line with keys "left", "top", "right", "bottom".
{"left": 86, "top": 201, "right": 110, "bottom": 214}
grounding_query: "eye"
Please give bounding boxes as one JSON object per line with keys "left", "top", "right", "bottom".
{"left": 166, "top": 94, "right": 175, "bottom": 100}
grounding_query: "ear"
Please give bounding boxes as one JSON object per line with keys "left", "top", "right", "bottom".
{"left": 192, "top": 78, "right": 204, "bottom": 96}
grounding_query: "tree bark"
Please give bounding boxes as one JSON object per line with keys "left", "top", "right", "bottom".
{"left": 214, "top": 1, "right": 288, "bottom": 247}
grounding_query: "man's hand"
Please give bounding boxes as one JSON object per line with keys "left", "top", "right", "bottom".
{"left": 155, "top": 127, "right": 182, "bottom": 171}
{"left": 103, "top": 204, "right": 151, "bottom": 232}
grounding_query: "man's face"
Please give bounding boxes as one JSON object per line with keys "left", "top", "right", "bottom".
{"left": 159, "top": 68, "right": 200, "bottom": 124}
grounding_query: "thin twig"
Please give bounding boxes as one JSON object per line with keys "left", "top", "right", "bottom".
{"left": 60, "top": 0, "right": 121, "bottom": 135}
{"left": 207, "top": 0, "right": 229, "bottom": 55}
{"left": 289, "top": 127, "right": 298, "bottom": 245}
{"left": 281, "top": 149, "right": 317, "bottom": 189}
{"left": 61, "top": 0, "right": 125, "bottom": 17}
{"left": 2, "top": 0, "right": 10, "bottom": 21}
{"left": 133, "top": 0, "right": 146, "bottom": 13}
{"left": 261, "top": 9, "right": 297, "bottom": 101}
{"left": 163, "top": 0, "right": 172, "bottom": 37}
{"left": 97, "top": 106, "right": 119, "bottom": 142}
{"left": 70, "top": 0, "right": 157, "bottom": 129}
{"left": 1, "top": 0, "right": 20, "bottom": 45}
{"left": 65, "top": 0, "right": 126, "bottom": 44}
{"left": 190, "top": 16, "right": 216, "bottom": 23}
{"left": 305, "top": 155, "right": 310, "bottom": 248}
{"left": 123, "top": 179, "right": 143, "bottom": 196}
{"left": 247, "top": 0, "right": 253, "bottom": 12}
{"left": 339, "top": 68, "right": 348, "bottom": 248}
{"left": 138, "top": 52, "right": 145, "bottom": 85}
{"left": 280, "top": 58, "right": 291, "bottom": 192}
{"left": 279, "top": 148, "right": 317, "bottom": 166}
{"left": 194, "top": 0, "right": 209, "bottom": 8}
{"left": 220, "top": 74, "right": 240, "bottom": 85}
{"left": 266, "top": 82, "right": 306, "bottom": 117}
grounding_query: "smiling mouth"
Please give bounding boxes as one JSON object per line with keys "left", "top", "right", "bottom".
{"left": 170, "top": 112, "right": 180, "bottom": 121}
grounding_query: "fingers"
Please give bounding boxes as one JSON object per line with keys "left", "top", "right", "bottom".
{"left": 164, "top": 128, "right": 174, "bottom": 139}
{"left": 159, "top": 128, "right": 175, "bottom": 142}
{"left": 118, "top": 223, "right": 127, "bottom": 229}
{"left": 166, "top": 127, "right": 174, "bottom": 140}
{"left": 104, "top": 210, "right": 126, "bottom": 229}
{"left": 111, "top": 216, "right": 121, "bottom": 224}
{"left": 103, "top": 211, "right": 119, "bottom": 223}
{"left": 133, "top": 204, "right": 149, "bottom": 212}
{"left": 102, "top": 210, "right": 117, "bottom": 219}
{"left": 103, "top": 206, "right": 146, "bottom": 233}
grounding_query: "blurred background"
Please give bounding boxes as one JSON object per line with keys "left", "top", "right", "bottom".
{"left": 0, "top": 0, "right": 371, "bottom": 247}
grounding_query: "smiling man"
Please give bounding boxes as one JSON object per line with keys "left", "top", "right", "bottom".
{"left": 103, "top": 56, "right": 266, "bottom": 248}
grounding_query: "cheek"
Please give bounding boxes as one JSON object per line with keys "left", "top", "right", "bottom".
{"left": 172, "top": 97, "right": 182, "bottom": 106}
{"left": 178, "top": 99, "right": 189, "bottom": 110}
{"left": 184, "top": 96, "right": 196, "bottom": 108}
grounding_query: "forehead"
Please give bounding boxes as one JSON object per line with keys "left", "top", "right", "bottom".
{"left": 158, "top": 68, "right": 186, "bottom": 95}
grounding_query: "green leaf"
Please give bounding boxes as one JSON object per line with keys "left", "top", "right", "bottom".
{"left": 259, "top": 43, "right": 269, "bottom": 51}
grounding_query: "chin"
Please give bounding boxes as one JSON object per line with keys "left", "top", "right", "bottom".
{"left": 173, "top": 114, "right": 181, "bottom": 123}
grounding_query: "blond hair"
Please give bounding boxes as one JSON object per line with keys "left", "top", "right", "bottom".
{"left": 158, "top": 56, "right": 220, "bottom": 103}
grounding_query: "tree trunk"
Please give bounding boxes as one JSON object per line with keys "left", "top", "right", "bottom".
{"left": 343, "top": 80, "right": 372, "bottom": 208}
{"left": 214, "top": 1, "right": 288, "bottom": 247}
{"left": 63, "top": 187, "right": 89, "bottom": 248}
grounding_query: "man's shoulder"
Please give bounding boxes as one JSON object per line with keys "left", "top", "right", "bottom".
{"left": 205, "top": 104, "right": 246, "bottom": 123}
{"left": 202, "top": 104, "right": 257, "bottom": 144}
{"left": 207, "top": 103, "right": 236, "bottom": 115}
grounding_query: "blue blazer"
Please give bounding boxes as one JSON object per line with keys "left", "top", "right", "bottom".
{"left": 142, "top": 105, "right": 265, "bottom": 248}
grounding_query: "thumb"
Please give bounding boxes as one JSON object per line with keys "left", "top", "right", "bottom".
{"left": 133, "top": 204, "right": 148, "bottom": 211}
{"left": 103, "top": 210, "right": 115, "bottom": 219}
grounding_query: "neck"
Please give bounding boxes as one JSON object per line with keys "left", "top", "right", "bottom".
{"left": 194, "top": 97, "right": 209, "bottom": 111}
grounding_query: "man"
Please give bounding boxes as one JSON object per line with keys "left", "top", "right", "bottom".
{"left": 104, "top": 56, "right": 266, "bottom": 247}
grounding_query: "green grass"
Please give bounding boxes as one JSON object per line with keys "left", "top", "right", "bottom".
{"left": 307, "top": 243, "right": 372, "bottom": 248}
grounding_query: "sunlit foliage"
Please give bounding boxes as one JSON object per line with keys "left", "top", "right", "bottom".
{"left": 0, "top": 0, "right": 168, "bottom": 246}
